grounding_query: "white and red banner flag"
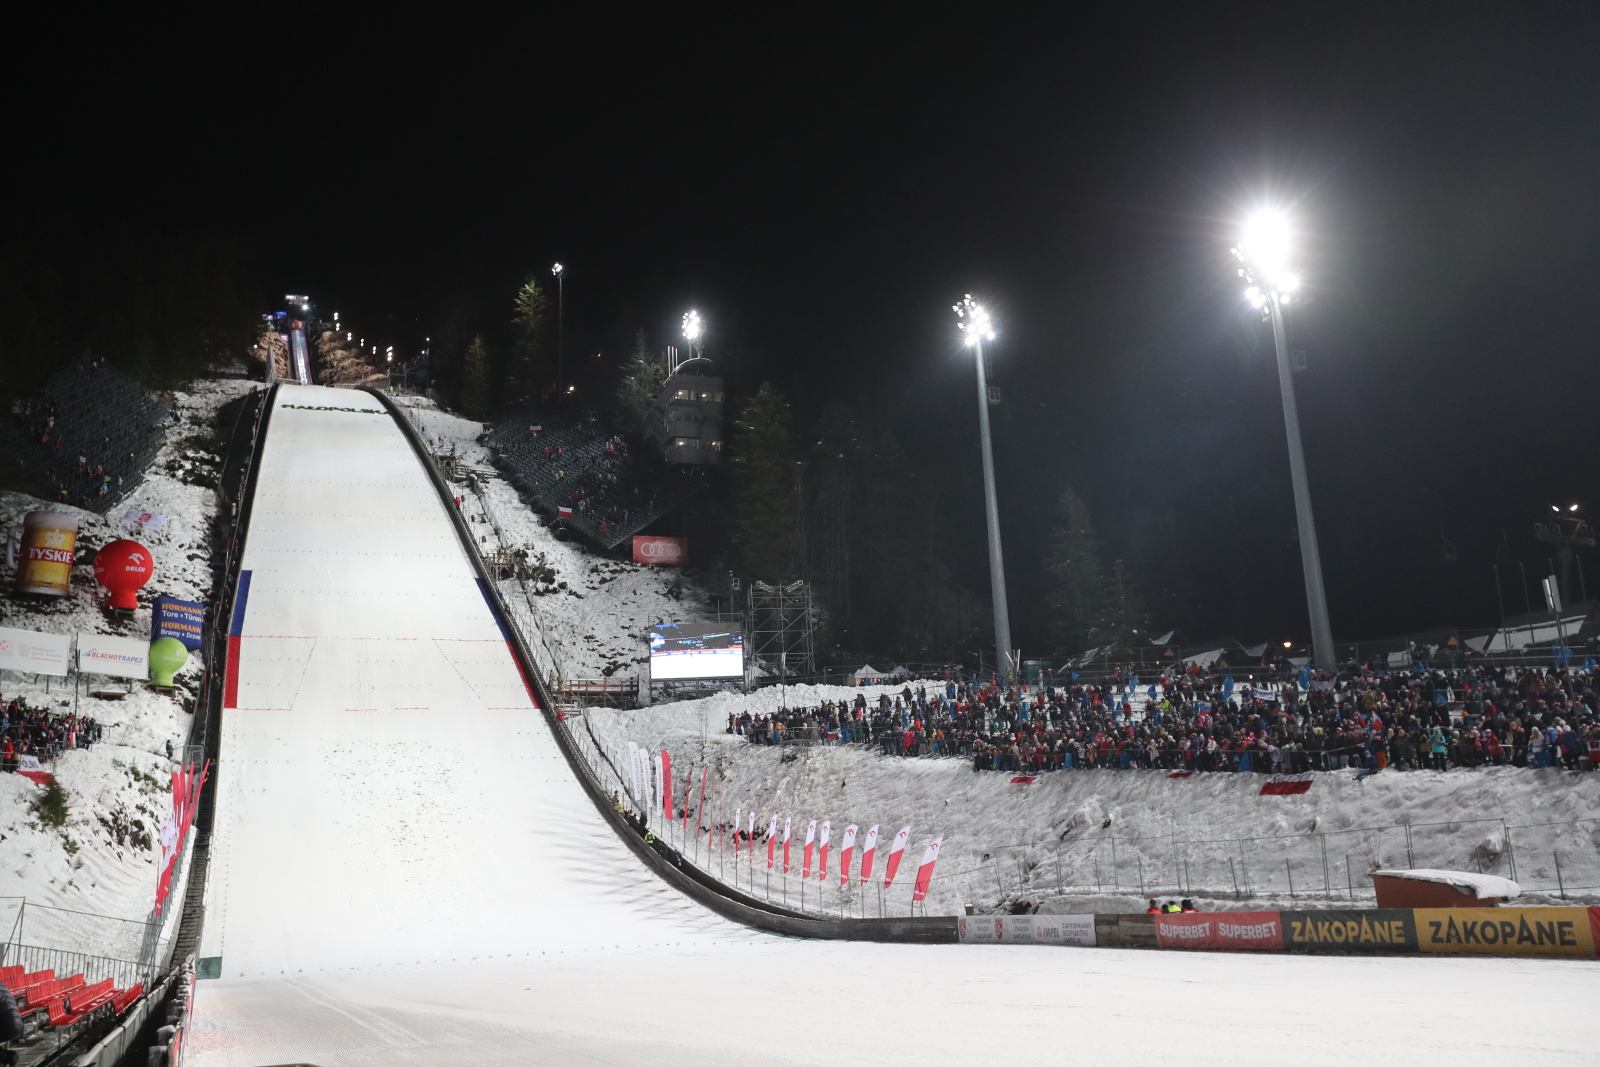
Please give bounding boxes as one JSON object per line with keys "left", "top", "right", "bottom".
{"left": 766, "top": 815, "right": 778, "bottom": 869}
{"left": 817, "top": 821, "right": 831, "bottom": 879}
{"left": 661, "top": 750, "right": 674, "bottom": 821}
{"left": 698, "top": 767, "right": 709, "bottom": 835}
{"left": 682, "top": 764, "right": 693, "bottom": 828}
{"left": 838, "top": 824, "right": 858, "bottom": 885}
{"left": 627, "top": 741, "right": 643, "bottom": 806}
{"left": 802, "top": 819, "right": 817, "bottom": 878}
{"left": 732, "top": 808, "right": 741, "bottom": 856}
{"left": 911, "top": 837, "right": 944, "bottom": 902}
{"left": 782, "top": 817, "right": 793, "bottom": 873}
{"left": 883, "top": 824, "right": 912, "bottom": 888}
{"left": 859, "top": 824, "right": 879, "bottom": 884}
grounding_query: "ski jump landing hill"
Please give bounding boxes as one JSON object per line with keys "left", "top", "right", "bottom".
{"left": 191, "top": 384, "right": 1596, "bottom": 1067}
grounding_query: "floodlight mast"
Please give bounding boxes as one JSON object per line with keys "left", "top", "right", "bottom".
{"left": 1234, "top": 211, "right": 1335, "bottom": 669}
{"left": 954, "top": 295, "right": 1014, "bottom": 682}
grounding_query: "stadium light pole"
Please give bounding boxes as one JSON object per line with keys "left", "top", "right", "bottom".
{"left": 954, "top": 295, "right": 1014, "bottom": 683}
{"left": 1233, "top": 210, "right": 1335, "bottom": 669}
{"left": 552, "top": 263, "right": 565, "bottom": 388}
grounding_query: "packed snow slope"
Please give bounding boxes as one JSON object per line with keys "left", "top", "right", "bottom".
{"left": 193, "top": 385, "right": 1600, "bottom": 1067}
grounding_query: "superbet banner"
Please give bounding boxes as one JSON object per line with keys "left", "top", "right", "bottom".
{"left": 633, "top": 536, "right": 687, "bottom": 565}
{"left": 1156, "top": 910, "right": 1284, "bottom": 952}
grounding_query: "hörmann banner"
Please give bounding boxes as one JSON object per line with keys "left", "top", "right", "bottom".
{"left": 1414, "top": 907, "right": 1597, "bottom": 957}
{"left": 1155, "top": 911, "right": 1284, "bottom": 951}
{"left": 1283, "top": 910, "right": 1417, "bottom": 953}
{"left": 153, "top": 594, "right": 206, "bottom": 650}
{"left": 633, "top": 536, "right": 687, "bottom": 565}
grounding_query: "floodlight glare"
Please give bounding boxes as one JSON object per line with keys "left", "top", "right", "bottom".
{"left": 682, "top": 310, "right": 703, "bottom": 343}
{"left": 952, "top": 294, "right": 996, "bottom": 346}
{"left": 552, "top": 262, "right": 564, "bottom": 277}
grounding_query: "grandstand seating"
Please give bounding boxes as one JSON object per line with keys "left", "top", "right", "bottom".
{"left": 0, "top": 352, "right": 169, "bottom": 513}
{"left": 1, "top": 965, "right": 142, "bottom": 1035}
{"left": 484, "top": 412, "right": 676, "bottom": 550}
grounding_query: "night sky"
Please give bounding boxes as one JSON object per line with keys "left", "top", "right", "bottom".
{"left": 15, "top": 5, "right": 1600, "bottom": 652}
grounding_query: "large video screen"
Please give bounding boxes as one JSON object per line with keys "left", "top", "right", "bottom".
{"left": 648, "top": 622, "right": 745, "bottom": 681}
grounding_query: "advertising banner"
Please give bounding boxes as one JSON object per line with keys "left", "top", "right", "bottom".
{"left": 633, "top": 536, "right": 688, "bottom": 565}
{"left": 958, "top": 915, "right": 1096, "bottom": 947}
{"left": 153, "top": 595, "right": 205, "bottom": 649}
{"left": 1283, "top": 909, "right": 1417, "bottom": 953}
{"left": 0, "top": 626, "right": 72, "bottom": 676}
{"left": 79, "top": 633, "right": 149, "bottom": 679}
{"left": 13, "top": 511, "right": 78, "bottom": 597}
{"left": 1155, "top": 910, "right": 1284, "bottom": 952}
{"left": 1414, "top": 907, "right": 1597, "bottom": 957}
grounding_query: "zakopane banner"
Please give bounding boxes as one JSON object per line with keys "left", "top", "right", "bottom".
{"left": 883, "top": 825, "right": 911, "bottom": 888}
{"left": 1283, "top": 910, "right": 1417, "bottom": 953}
{"left": 1414, "top": 907, "right": 1597, "bottom": 957}
{"left": 911, "top": 837, "right": 943, "bottom": 902}
{"left": 817, "top": 821, "right": 831, "bottom": 880}
{"left": 859, "top": 825, "right": 879, "bottom": 884}
{"left": 802, "top": 819, "right": 817, "bottom": 879}
{"left": 838, "top": 824, "right": 858, "bottom": 886}
{"left": 1155, "top": 911, "right": 1284, "bottom": 952}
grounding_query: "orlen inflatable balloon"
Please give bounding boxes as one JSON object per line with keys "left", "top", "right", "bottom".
{"left": 93, "top": 539, "right": 153, "bottom": 610}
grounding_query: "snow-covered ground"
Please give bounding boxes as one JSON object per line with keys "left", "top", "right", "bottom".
{"left": 392, "top": 394, "right": 709, "bottom": 680}
{"left": 193, "top": 385, "right": 1600, "bottom": 1067}
{"left": 584, "top": 684, "right": 1600, "bottom": 917}
{"left": 0, "top": 377, "right": 256, "bottom": 951}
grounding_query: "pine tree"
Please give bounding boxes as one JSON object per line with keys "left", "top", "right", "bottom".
{"left": 730, "top": 382, "right": 805, "bottom": 582}
{"left": 459, "top": 335, "right": 492, "bottom": 419}
{"left": 508, "top": 279, "right": 549, "bottom": 402}
{"left": 1044, "top": 487, "right": 1106, "bottom": 653}
{"left": 615, "top": 329, "right": 667, "bottom": 433}
{"left": 1093, "top": 558, "right": 1151, "bottom": 647}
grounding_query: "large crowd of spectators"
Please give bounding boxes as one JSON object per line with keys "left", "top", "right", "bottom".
{"left": 727, "top": 661, "right": 1600, "bottom": 775}
{"left": 1, "top": 696, "right": 102, "bottom": 772}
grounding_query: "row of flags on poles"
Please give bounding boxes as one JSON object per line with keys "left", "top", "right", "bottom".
{"left": 625, "top": 741, "right": 945, "bottom": 903}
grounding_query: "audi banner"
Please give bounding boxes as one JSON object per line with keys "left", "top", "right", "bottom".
{"left": 633, "top": 536, "right": 687, "bottom": 565}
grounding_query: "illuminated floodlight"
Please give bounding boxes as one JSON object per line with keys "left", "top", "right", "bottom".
{"left": 952, "top": 294, "right": 995, "bottom": 346}
{"left": 1232, "top": 209, "right": 1301, "bottom": 305}
{"left": 682, "top": 310, "right": 703, "bottom": 343}
{"left": 552, "top": 262, "right": 564, "bottom": 277}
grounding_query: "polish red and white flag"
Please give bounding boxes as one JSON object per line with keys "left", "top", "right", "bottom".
{"left": 766, "top": 815, "right": 778, "bottom": 869}
{"left": 911, "top": 837, "right": 944, "bottom": 902}
{"left": 802, "top": 819, "right": 817, "bottom": 878}
{"left": 817, "top": 821, "right": 831, "bottom": 879}
{"left": 838, "top": 824, "right": 858, "bottom": 886}
{"left": 882, "top": 824, "right": 912, "bottom": 888}
{"left": 782, "top": 817, "right": 793, "bottom": 874}
{"left": 859, "top": 824, "right": 879, "bottom": 885}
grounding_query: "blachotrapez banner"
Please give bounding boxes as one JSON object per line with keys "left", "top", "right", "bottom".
{"left": 78, "top": 633, "right": 150, "bottom": 680}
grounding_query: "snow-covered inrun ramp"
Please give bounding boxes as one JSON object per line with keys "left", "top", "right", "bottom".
{"left": 193, "top": 384, "right": 1599, "bottom": 1066}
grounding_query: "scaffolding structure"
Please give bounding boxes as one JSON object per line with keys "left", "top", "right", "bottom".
{"left": 747, "top": 580, "right": 815, "bottom": 682}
